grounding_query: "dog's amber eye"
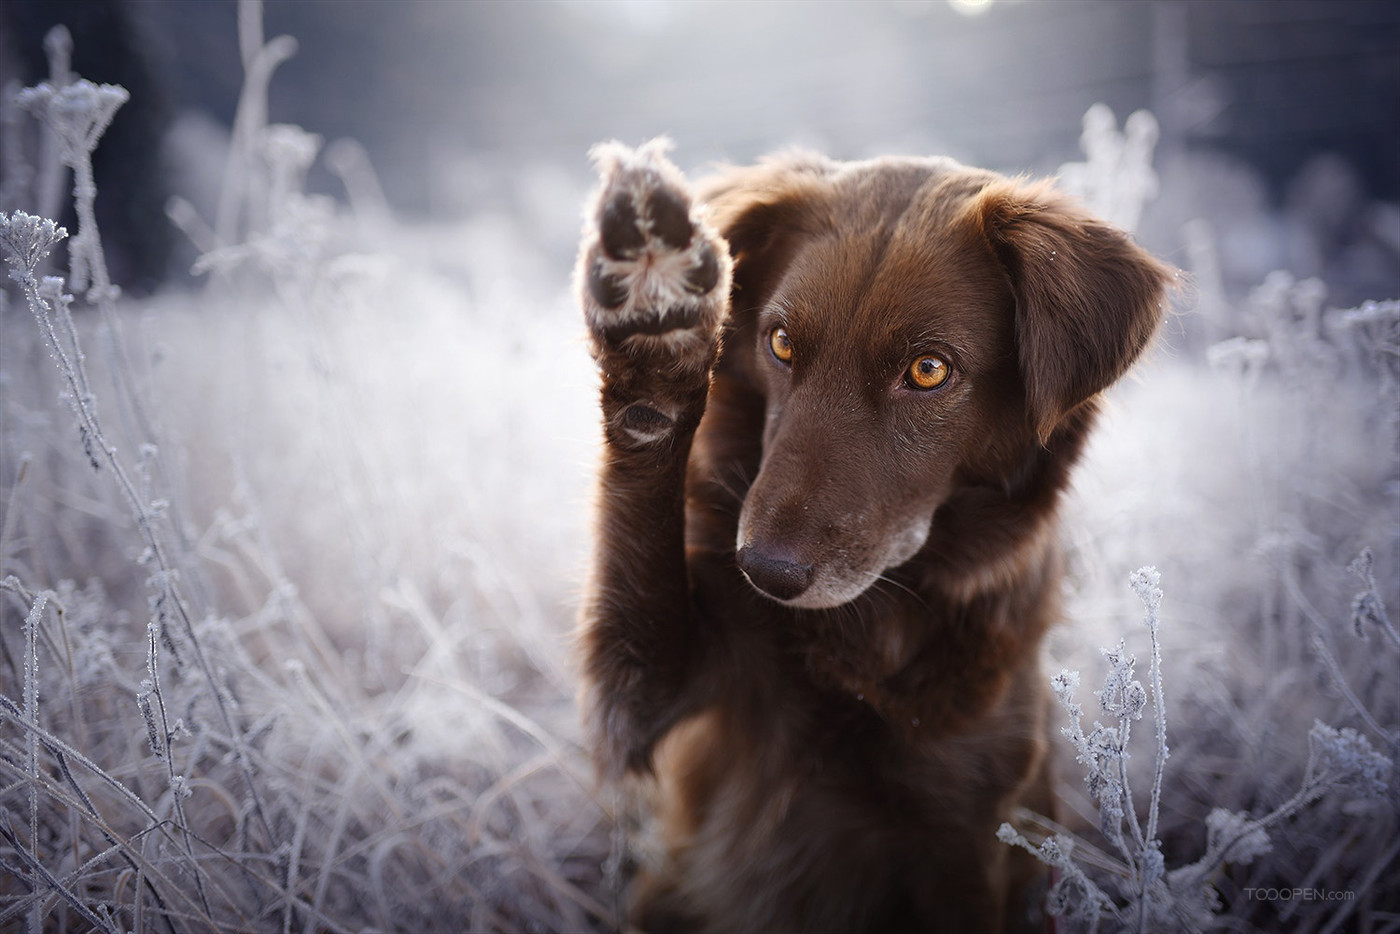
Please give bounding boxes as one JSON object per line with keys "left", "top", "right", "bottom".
{"left": 906, "top": 354, "right": 950, "bottom": 390}
{"left": 769, "top": 326, "right": 794, "bottom": 364}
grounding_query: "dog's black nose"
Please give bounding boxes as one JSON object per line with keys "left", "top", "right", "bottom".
{"left": 737, "top": 544, "right": 814, "bottom": 601}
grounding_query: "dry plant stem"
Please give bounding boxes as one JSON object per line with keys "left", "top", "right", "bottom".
{"left": 1282, "top": 564, "right": 1394, "bottom": 744}
{"left": 70, "top": 135, "right": 154, "bottom": 453}
{"left": 36, "top": 27, "right": 72, "bottom": 225}
{"left": 0, "top": 694, "right": 162, "bottom": 826}
{"left": 0, "top": 711, "right": 207, "bottom": 931}
{"left": 22, "top": 277, "right": 215, "bottom": 912}
{"left": 216, "top": 0, "right": 297, "bottom": 245}
{"left": 21, "top": 70, "right": 199, "bottom": 594}
{"left": 58, "top": 92, "right": 190, "bottom": 555}
{"left": 282, "top": 662, "right": 404, "bottom": 818}
{"left": 409, "top": 670, "right": 597, "bottom": 796}
{"left": 306, "top": 763, "right": 362, "bottom": 931}
{"left": 11, "top": 265, "right": 272, "bottom": 899}
{"left": 1189, "top": 767, "right": 1344, "bottom": 890}
{"left": 1315, "top": 833, "right": 1400, "bottom": 934}
{"left": 0, "top": 813, "right": 170, "bottom": 932}
{"left": 1351, "top": 550, "right": 1399, "bottom": 651}
{"left": 49, "top": 748, "right": 177, "bottom": 932}
{"left": 0, "top": 811, "right": 119, "bottom": 934}
{"left": 16, "top": 64, "right": 157, "bottom": 465}
{"left": 1136, "top": 571, "right": 1168, "bottom": 934}
{"left": 1, "top": 80, "right": 33, "bottom": 209}
{"left": 1143, "top": 610, "right": 1167, "bottom": 849}
{"left": 23, "top": 591, "right": 47, "bottom": 934}
{"left": 0, "top": 454, "right": 30, "bottom": 577}
{"left": 0, "top": 766, "right": 222, "bottom": 934}
{"left": 164, "top": 195, "right": 219, "bottom": 254}
{"left": 1117, "top": 714, "right": 1145, "bottom": 859}
{"left": 1011, "top": 806, "right": 1124, "bottom": 876}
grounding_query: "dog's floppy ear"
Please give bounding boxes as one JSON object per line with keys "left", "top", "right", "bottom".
{"left": 974, "top": 178, "right": 1175, "bottom": 443}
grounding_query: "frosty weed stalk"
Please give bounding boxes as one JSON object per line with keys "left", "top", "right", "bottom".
{"left": 2, "top": 210, "right": 217, "bottom": 923}
{"left": 1000, "top": 568, "right": 1394, "bottom": 933}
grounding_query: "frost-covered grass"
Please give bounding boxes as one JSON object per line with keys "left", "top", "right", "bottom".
{"left": 2, "top": 9, "right": 1397, "bottom": 934}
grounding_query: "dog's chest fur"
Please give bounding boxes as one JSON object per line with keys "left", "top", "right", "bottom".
{"left": 641, "top": 555, "right": 1056, "bottom": 933}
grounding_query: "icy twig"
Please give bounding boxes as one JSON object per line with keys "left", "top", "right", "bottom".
{"left": 1130, "top": 566, "right": 1169, "bottom": 932}
{"left": 1348, "top": 549, "right": 1398, "bottom": 650}
{"left": 22, "top": 591, "right": 48, "bottom": 934}
{"left": 0, "top": 810, "right": 120, "bottom": 934}
{"left": 1015, "top": 568, "right": 1395, "bottom": 931}
{"left": 15, "top": 71, "right": 173, "bottom": 469}
{"left": 1281, "top": 561, "right": 1394, "bottom": 745}
{"left": 1, "top": 211, "right": 272, "bottom": 914}
{"left": 217, "top": 0, "right": 298, "bottom": 245}
{"left": 15, "top": 79, "right": 127, "bottom": 298}
{"left": 1176, "top": 721, "right": 1390, "bottom": 894}
{"left": 34, "top": 26, "right": 73, "bottom": 224}
{"left": 998, "top": 823, "right": 1119, "bottom": 932}
{"left": 1055, "top": 103, "right": 1160, "bottom": 234}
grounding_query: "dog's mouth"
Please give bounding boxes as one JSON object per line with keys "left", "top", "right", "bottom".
{"left": 735, "top": 513, "right": 932, "bottom": 609}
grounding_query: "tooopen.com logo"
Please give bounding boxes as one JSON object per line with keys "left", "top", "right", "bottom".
{"left": 1244, "top": 888, "right": 1356, "bottom": 902}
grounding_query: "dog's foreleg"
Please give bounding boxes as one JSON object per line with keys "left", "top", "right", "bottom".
{"left": 575, "top": 140, "right": 732, "bottom": 779}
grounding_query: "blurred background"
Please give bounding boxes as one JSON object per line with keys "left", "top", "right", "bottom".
{"left": 3, "top": 0, "right": 1398, "bottom": 305}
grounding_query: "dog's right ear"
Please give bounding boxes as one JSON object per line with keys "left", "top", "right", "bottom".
{"left": 698, "top": 154, "right": 833, "bottom": 321}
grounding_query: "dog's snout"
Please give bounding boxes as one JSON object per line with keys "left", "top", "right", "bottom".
{"left": 736, "top": 543, "right": 814, "bottom": 601}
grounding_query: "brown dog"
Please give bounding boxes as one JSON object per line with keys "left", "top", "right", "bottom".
{"left": 575, "top": 140, "right": 1172, "bottom": 933}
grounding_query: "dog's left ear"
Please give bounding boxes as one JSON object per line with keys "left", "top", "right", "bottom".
{"left": 974, "top": 178, "right": 1175, "bottom": 443}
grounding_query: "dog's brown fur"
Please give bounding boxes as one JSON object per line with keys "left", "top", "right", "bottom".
{"left": 575, "top": 142, "right": 1173, "bottom": 933}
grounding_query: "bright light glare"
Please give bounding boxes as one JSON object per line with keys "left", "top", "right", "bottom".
{"left": 949, "top": 0, "right": 994, "bottom": 16}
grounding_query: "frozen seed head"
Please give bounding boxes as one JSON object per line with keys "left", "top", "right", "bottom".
{"left": 1349, "top": 548, "right": 1375, "bottom": 583}
{"left": 263, "top": 124, "right": 322, "bottom": 175}
{"left": 1346, "top": 548, "right": 1391, "bottom": 640}
{"left": 1140, "top": 843, "right": 1165, "bottom": 884}
{"left": 1342, "top": 298, "right": 1400, "bottom": 328}
{"left": 1130, "top": 566, "right": 1163, "bottom": 615}
{"left": 16, "top": 80, "right": 129, "bottom": 164}
{"left": 37, "top": 276, "right": 71, "bottom": 305}
{"left": 1045, "top": 878, "right": 1071, "bottom": 918}
{"left": 996, "top": 823, "right": 1023, "bottom": 846}
{"left": 1096, "top": 640, "right": 1143, "bottom": 719}
{"left": 1051, "top": 668, "right": 1080, "bottom": 702}
{"left": 1352, "top": 589, "right": 1387, "bottom": 639}
{"left": 1205, "top": 336, "right": 1270, "bottom": 379}
{"left": 0, "top": 211, "right": 68, "bottom": 276}
{"left": 1121, "top": 680, "right": 1147, "bottom": 719}
{"left": 1038, "top": 834, "right": 1072, "bottom": 864}
{"left": 1204, "top": 808, "right": 1271, "bottom": 866}
{"left": 1308, "top": 721, "right": 1392, "bottom": 797}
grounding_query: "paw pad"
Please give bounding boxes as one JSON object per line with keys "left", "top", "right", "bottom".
{"left": 617, "top": 402, "right": 676, "bottom": 445}
{"left": 645, "top": 187, "right": 693, "bottom": 250}
{"left": 576, "top": 139, "right": 732, "bottom": 355}
{"left": 588, "top": 261, "right": 629, "bottom": 309}
{"left": 600, "top": 191, "right": 646, "bottom": 259}
{"left": 684, "top": 243, "right": 720, "bottom": 295}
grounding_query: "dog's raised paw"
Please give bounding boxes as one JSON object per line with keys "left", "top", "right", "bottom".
{"left": 577, "top": 140, "right": 731, "bottom": 364}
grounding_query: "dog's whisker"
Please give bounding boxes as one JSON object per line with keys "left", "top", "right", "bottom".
{"left": 873, "top": 572, "right": 931, "bottom": 611}
{"left": 712, "top": 467, "right": 749, "bottom": 508}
